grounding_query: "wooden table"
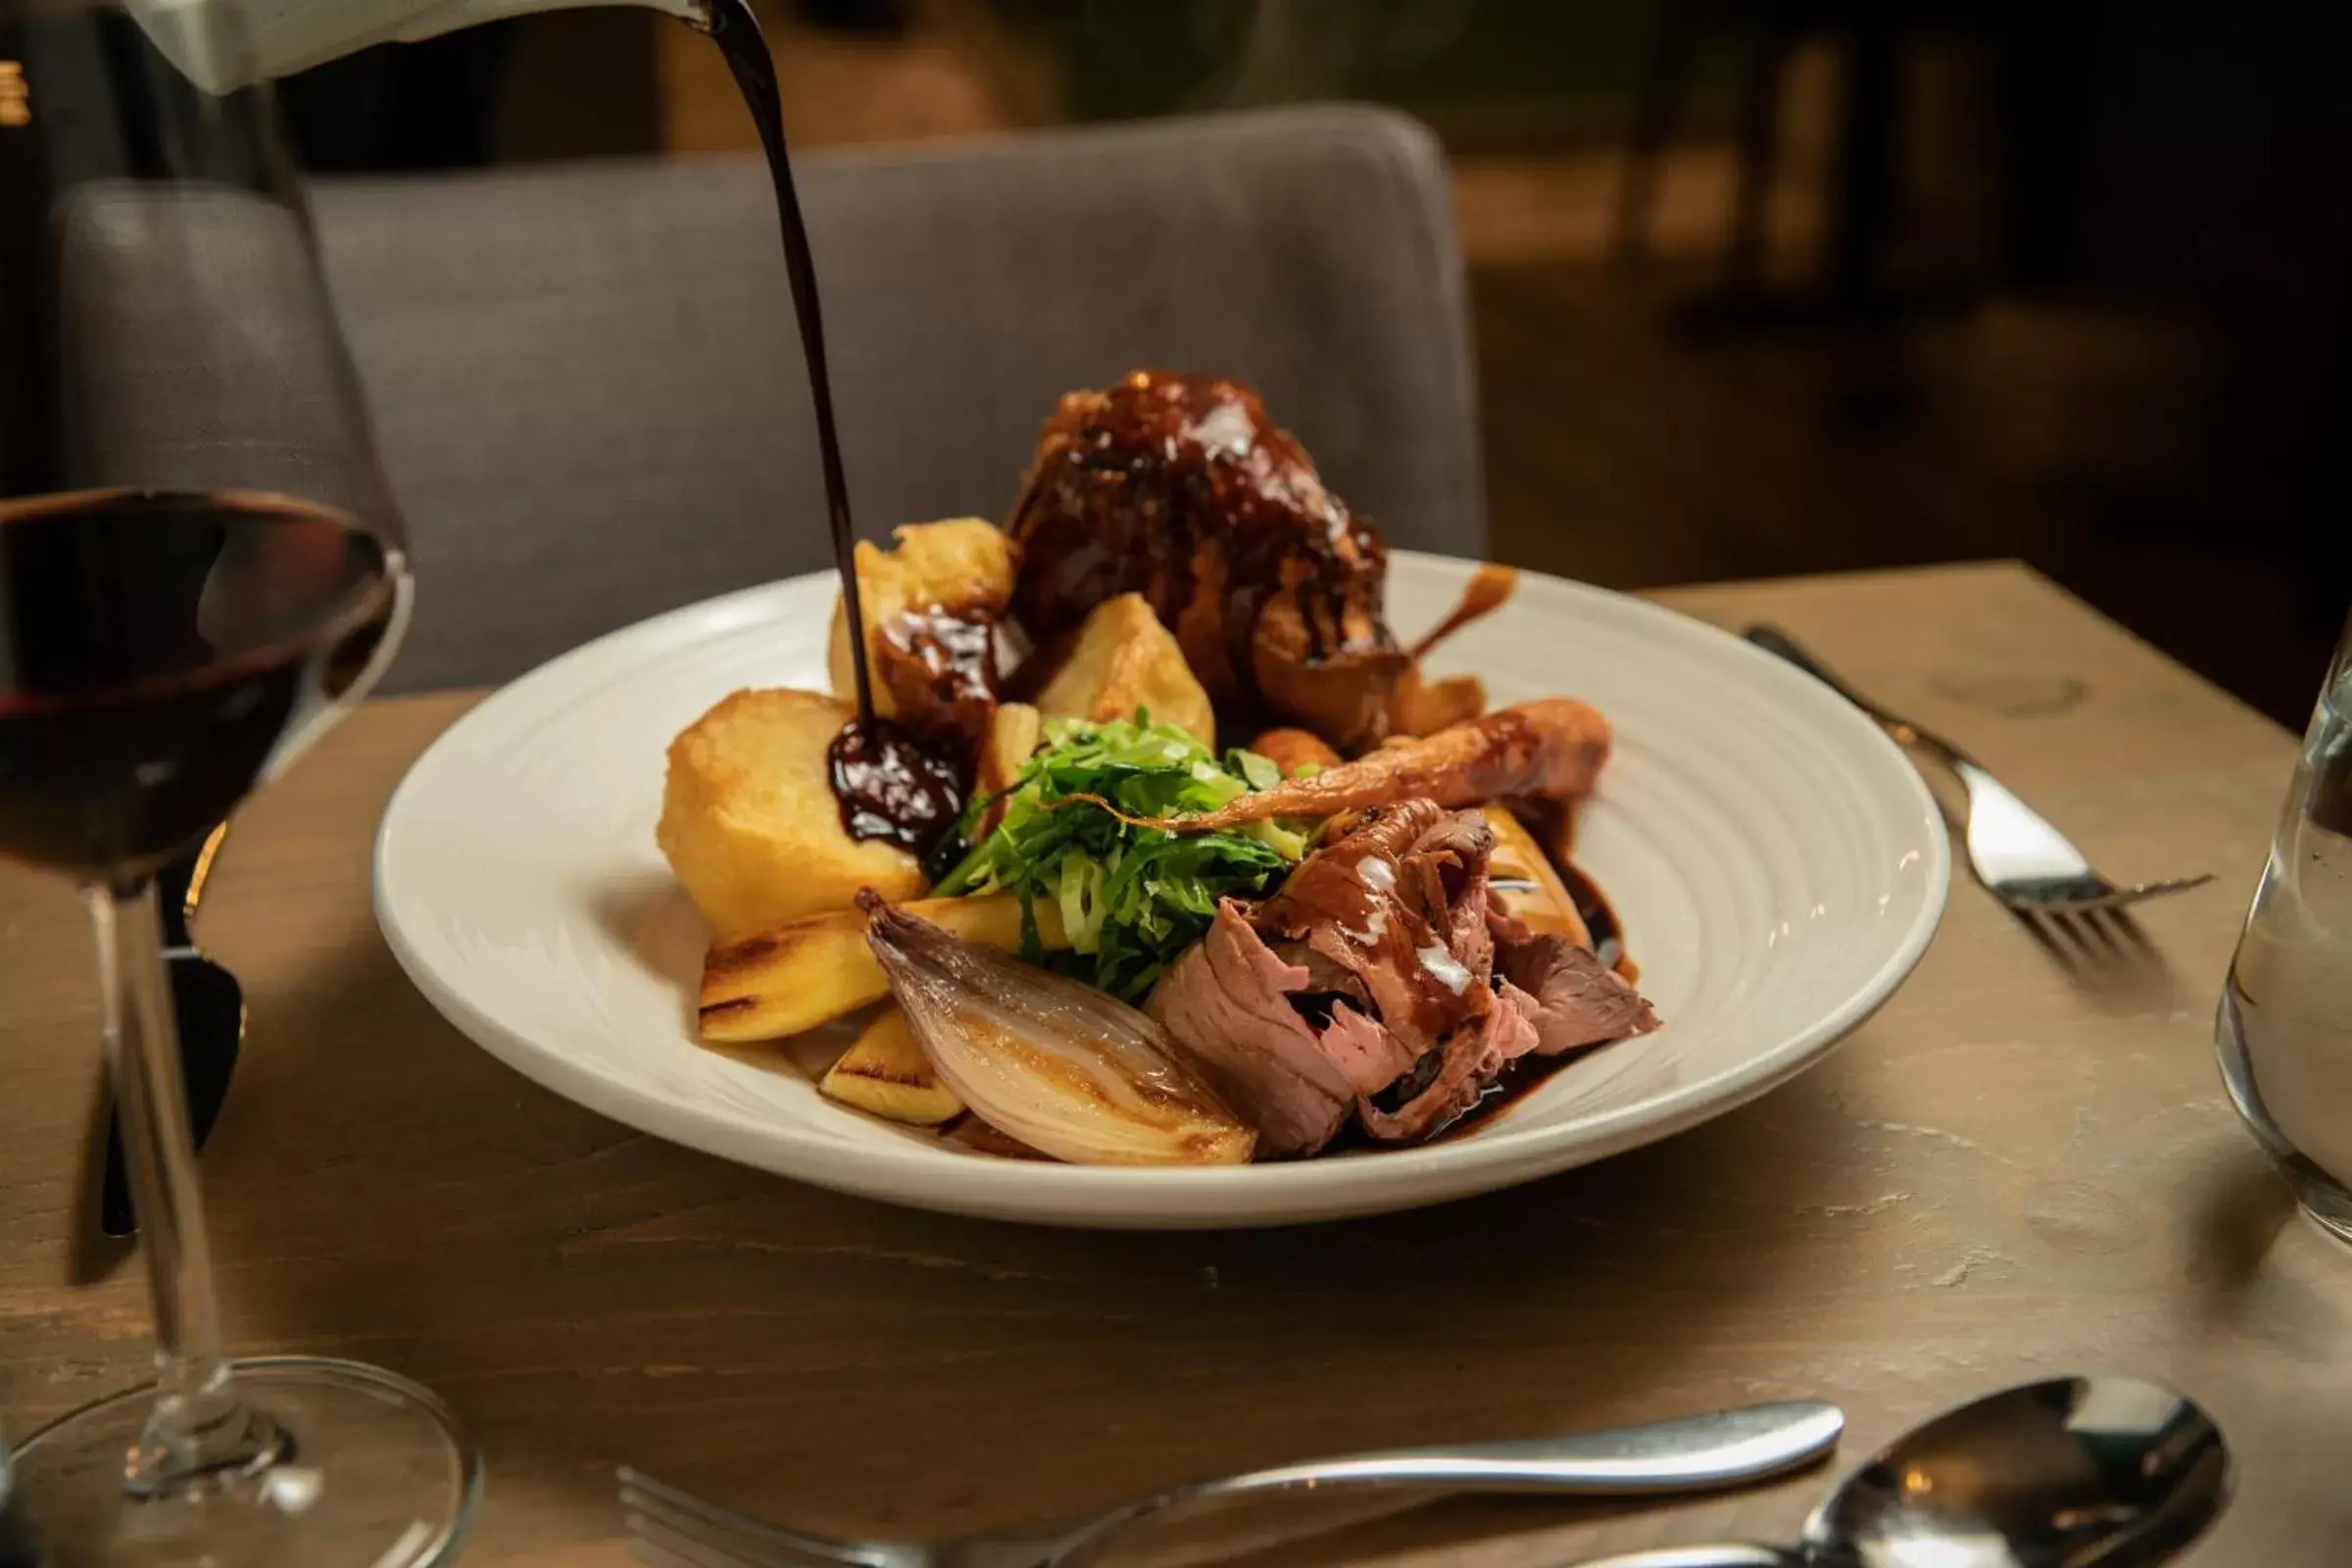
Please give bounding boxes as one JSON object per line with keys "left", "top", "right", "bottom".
{"left": 2, "top": 562, "right": 2338, "bottom": 1566}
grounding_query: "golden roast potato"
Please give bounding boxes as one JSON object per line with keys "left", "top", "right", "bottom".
{"left": 820, "top": 1005, "right": 963, "bottom": 1126}
{"left": 1248, "top": 726, "right": 1342, "bottom": 778}
{"left": 1387, "top": 664, "right": 1487, "bottom": 738}
{"left": 701, "top": 893, "right": 1069, "bottom": 1041}
{"left": 972, "top": 701, "right": 1043, "bottom": 837}
{"left": 1482, "top": 805, "right": 1592, "bottom": 950}
{"left": 1034, "top": 592, "right": 1214, "bottom": 746}
{"left": 657, "top": 687, "right": 927, "bottom": 939}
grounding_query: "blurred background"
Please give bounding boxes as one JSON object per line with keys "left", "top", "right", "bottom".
{"left": 279, "top": 0, "right": 2350, "bottom": 724}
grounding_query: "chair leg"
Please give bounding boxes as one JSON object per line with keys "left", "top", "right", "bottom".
{"left": 1614, "top": 0, "right": 1701, "bottom": 270}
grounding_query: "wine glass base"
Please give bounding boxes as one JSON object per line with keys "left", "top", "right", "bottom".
{"left": 8, "top": 1356, "right": 479, "bottom": 1567}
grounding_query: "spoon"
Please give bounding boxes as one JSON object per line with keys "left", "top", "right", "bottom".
{"left": 1562, "top": 1376, "right": 2230, "bottom": 1568}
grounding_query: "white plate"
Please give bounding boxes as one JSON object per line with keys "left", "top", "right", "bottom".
{"left": 373, "top": 554, "right": 1946, "bottom": 1227}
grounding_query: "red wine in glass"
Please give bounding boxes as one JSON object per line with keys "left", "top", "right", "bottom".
{"left": 0, "top": 490, "right": 479, "bottom": 1568}
{"left": 0, "top": 489, "right": 400, "bottom": 881}
{"left": 2, "top": 0, "right": 481, "bottom": 1553}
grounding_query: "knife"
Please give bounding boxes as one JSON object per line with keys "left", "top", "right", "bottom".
{"left": 91, "top": 822, "right": 244, "bottom": 1247}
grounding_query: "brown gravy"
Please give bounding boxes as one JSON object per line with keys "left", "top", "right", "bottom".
{"left": 826, "top": 723, "right": 964, "bottom": 858}
{"left": 1561, "top": 861, "right": 1635, "bottom": 983}
{"left": 708, "top": 0, "right": 971, "bottom": 858}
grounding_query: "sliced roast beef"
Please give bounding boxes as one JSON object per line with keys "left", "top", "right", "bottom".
{"left": 1316, "top": 1001, "right": 1416, "bottom": 1099}
{"left": 1272, "top": 941, "right": 1375, "bottom": 1014}
{"left": 1151, "top": 800, "right": 1659, "bottom": 1156}
{"left": 1398, "top": 808, "right": 1497, "bottom": 978}
{"left": 1259, "top": 799, "right": 1486, "bottom": 1056}
{"left": 1144, "top": 903, "right": 1352, "bottom": 1156}
{"left": 1358, "top": 987, "right": 1544, "bottom": 1142}
{"left": 1492, "top": 916, "right": 1661, "bottom": 1054}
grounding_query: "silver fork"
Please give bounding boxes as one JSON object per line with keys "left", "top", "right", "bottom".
{"left": 618, "top": 1399, "right": 1844, "bottom": 1568}
{"left": 1744, "top": 624, "right": 2210, "bottom": 945}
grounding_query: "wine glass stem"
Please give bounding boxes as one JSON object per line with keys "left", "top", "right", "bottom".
{"left": 86, "top": 879, "right": 278, "bottom": 1494}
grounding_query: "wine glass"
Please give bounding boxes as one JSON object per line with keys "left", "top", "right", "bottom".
{"left": 0, "top": 0, "right": 479, "bottom": 1562}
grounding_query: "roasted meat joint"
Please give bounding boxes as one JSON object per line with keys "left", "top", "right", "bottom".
{"left": 1007, "top": 370, "right": 1406, "bottom": 751}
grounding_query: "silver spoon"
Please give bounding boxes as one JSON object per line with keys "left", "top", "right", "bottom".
{"left": 1563, "top": 1376, "right": 2229, "bottom": 1568}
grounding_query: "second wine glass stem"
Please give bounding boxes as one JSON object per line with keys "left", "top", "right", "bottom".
{"left": 87, "top": 879, "right": 281, "bottom": 1494}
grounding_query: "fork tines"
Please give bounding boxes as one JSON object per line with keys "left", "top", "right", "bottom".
{"left": 620, "top": 1468, "right": 881, "bottom": 1568}
{"left": 2014, "top": 874, "right": 2211, "bottom": 941}
{"left": 2017, "top": 905, "right": 2144, "bottom": 963}
{"left": 2008, "top": 876, "right": 2219, "bottom": 970}
{"left": 2070, "top": 875, "right": 2215, "bottom": 914}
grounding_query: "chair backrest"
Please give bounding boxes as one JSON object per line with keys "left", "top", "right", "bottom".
{"left": 310, "top": 104, "right": 1484, "bottom": 694}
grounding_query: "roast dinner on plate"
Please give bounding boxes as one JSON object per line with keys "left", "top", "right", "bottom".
{"left": 656, "top": 370, "right": 1659, "bottom": 1167}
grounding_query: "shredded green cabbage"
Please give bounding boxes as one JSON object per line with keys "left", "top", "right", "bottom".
{"left": 932, "top": 714, "right": 1305, "bottom": 1001}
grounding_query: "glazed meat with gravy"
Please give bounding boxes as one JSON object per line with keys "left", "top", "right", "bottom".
{"left": 1149, "top": 801, "right": 1658, "bottom": 1155}
{"left": 1006, "top": 371, "right": 1405, "bottom": 751}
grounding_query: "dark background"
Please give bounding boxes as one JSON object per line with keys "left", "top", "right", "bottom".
{"left": 283, "top": 0, "right": 2351, "bottom": 724}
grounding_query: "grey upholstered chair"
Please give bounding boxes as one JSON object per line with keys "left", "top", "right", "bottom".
{"left": 307, "top": 104, "right": 1485, "bottom": 694}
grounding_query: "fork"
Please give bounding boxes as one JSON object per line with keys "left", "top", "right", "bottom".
{"left": 1744, "top": 624, "right": 2210, "bottom": 943}
{"left": 619, "top": 1399, "right": 1844, "bottom": 1568}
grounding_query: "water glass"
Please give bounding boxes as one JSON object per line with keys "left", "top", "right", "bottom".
{"left": 2218, "top": 611, "right": 2352, "bottom": 1238}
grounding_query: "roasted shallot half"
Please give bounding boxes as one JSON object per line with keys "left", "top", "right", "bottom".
{"left": 858, "top": 893, "right": 1256, "bottom": 1166}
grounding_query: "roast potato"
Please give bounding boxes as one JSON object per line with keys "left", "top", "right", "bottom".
{"left": 973, "top": 702, "right": 1043, "bottom": 837}
{"left": 820, "top": 1005, "right": 963, "bottom": 1125}
{"left": 1033, "top": 592, "right": 1214, "bottom": 746}
{"left": 701, "top": 894, "right": 1070, "bottom": 1042}
{"left": 1482, "top": 805, "right": 1592, "bottom": 950}
{"left": 826, "top": 517, "right": 1014, "bottom": 719}
{"left": 1249, "top": 726, "right": 1342, "bottom": 778}
{"left": 1387, "top": 664, "right": 1487, "bottom": 738}
{"left": 657, "top": 687, "right": 926, "bottom": 939}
